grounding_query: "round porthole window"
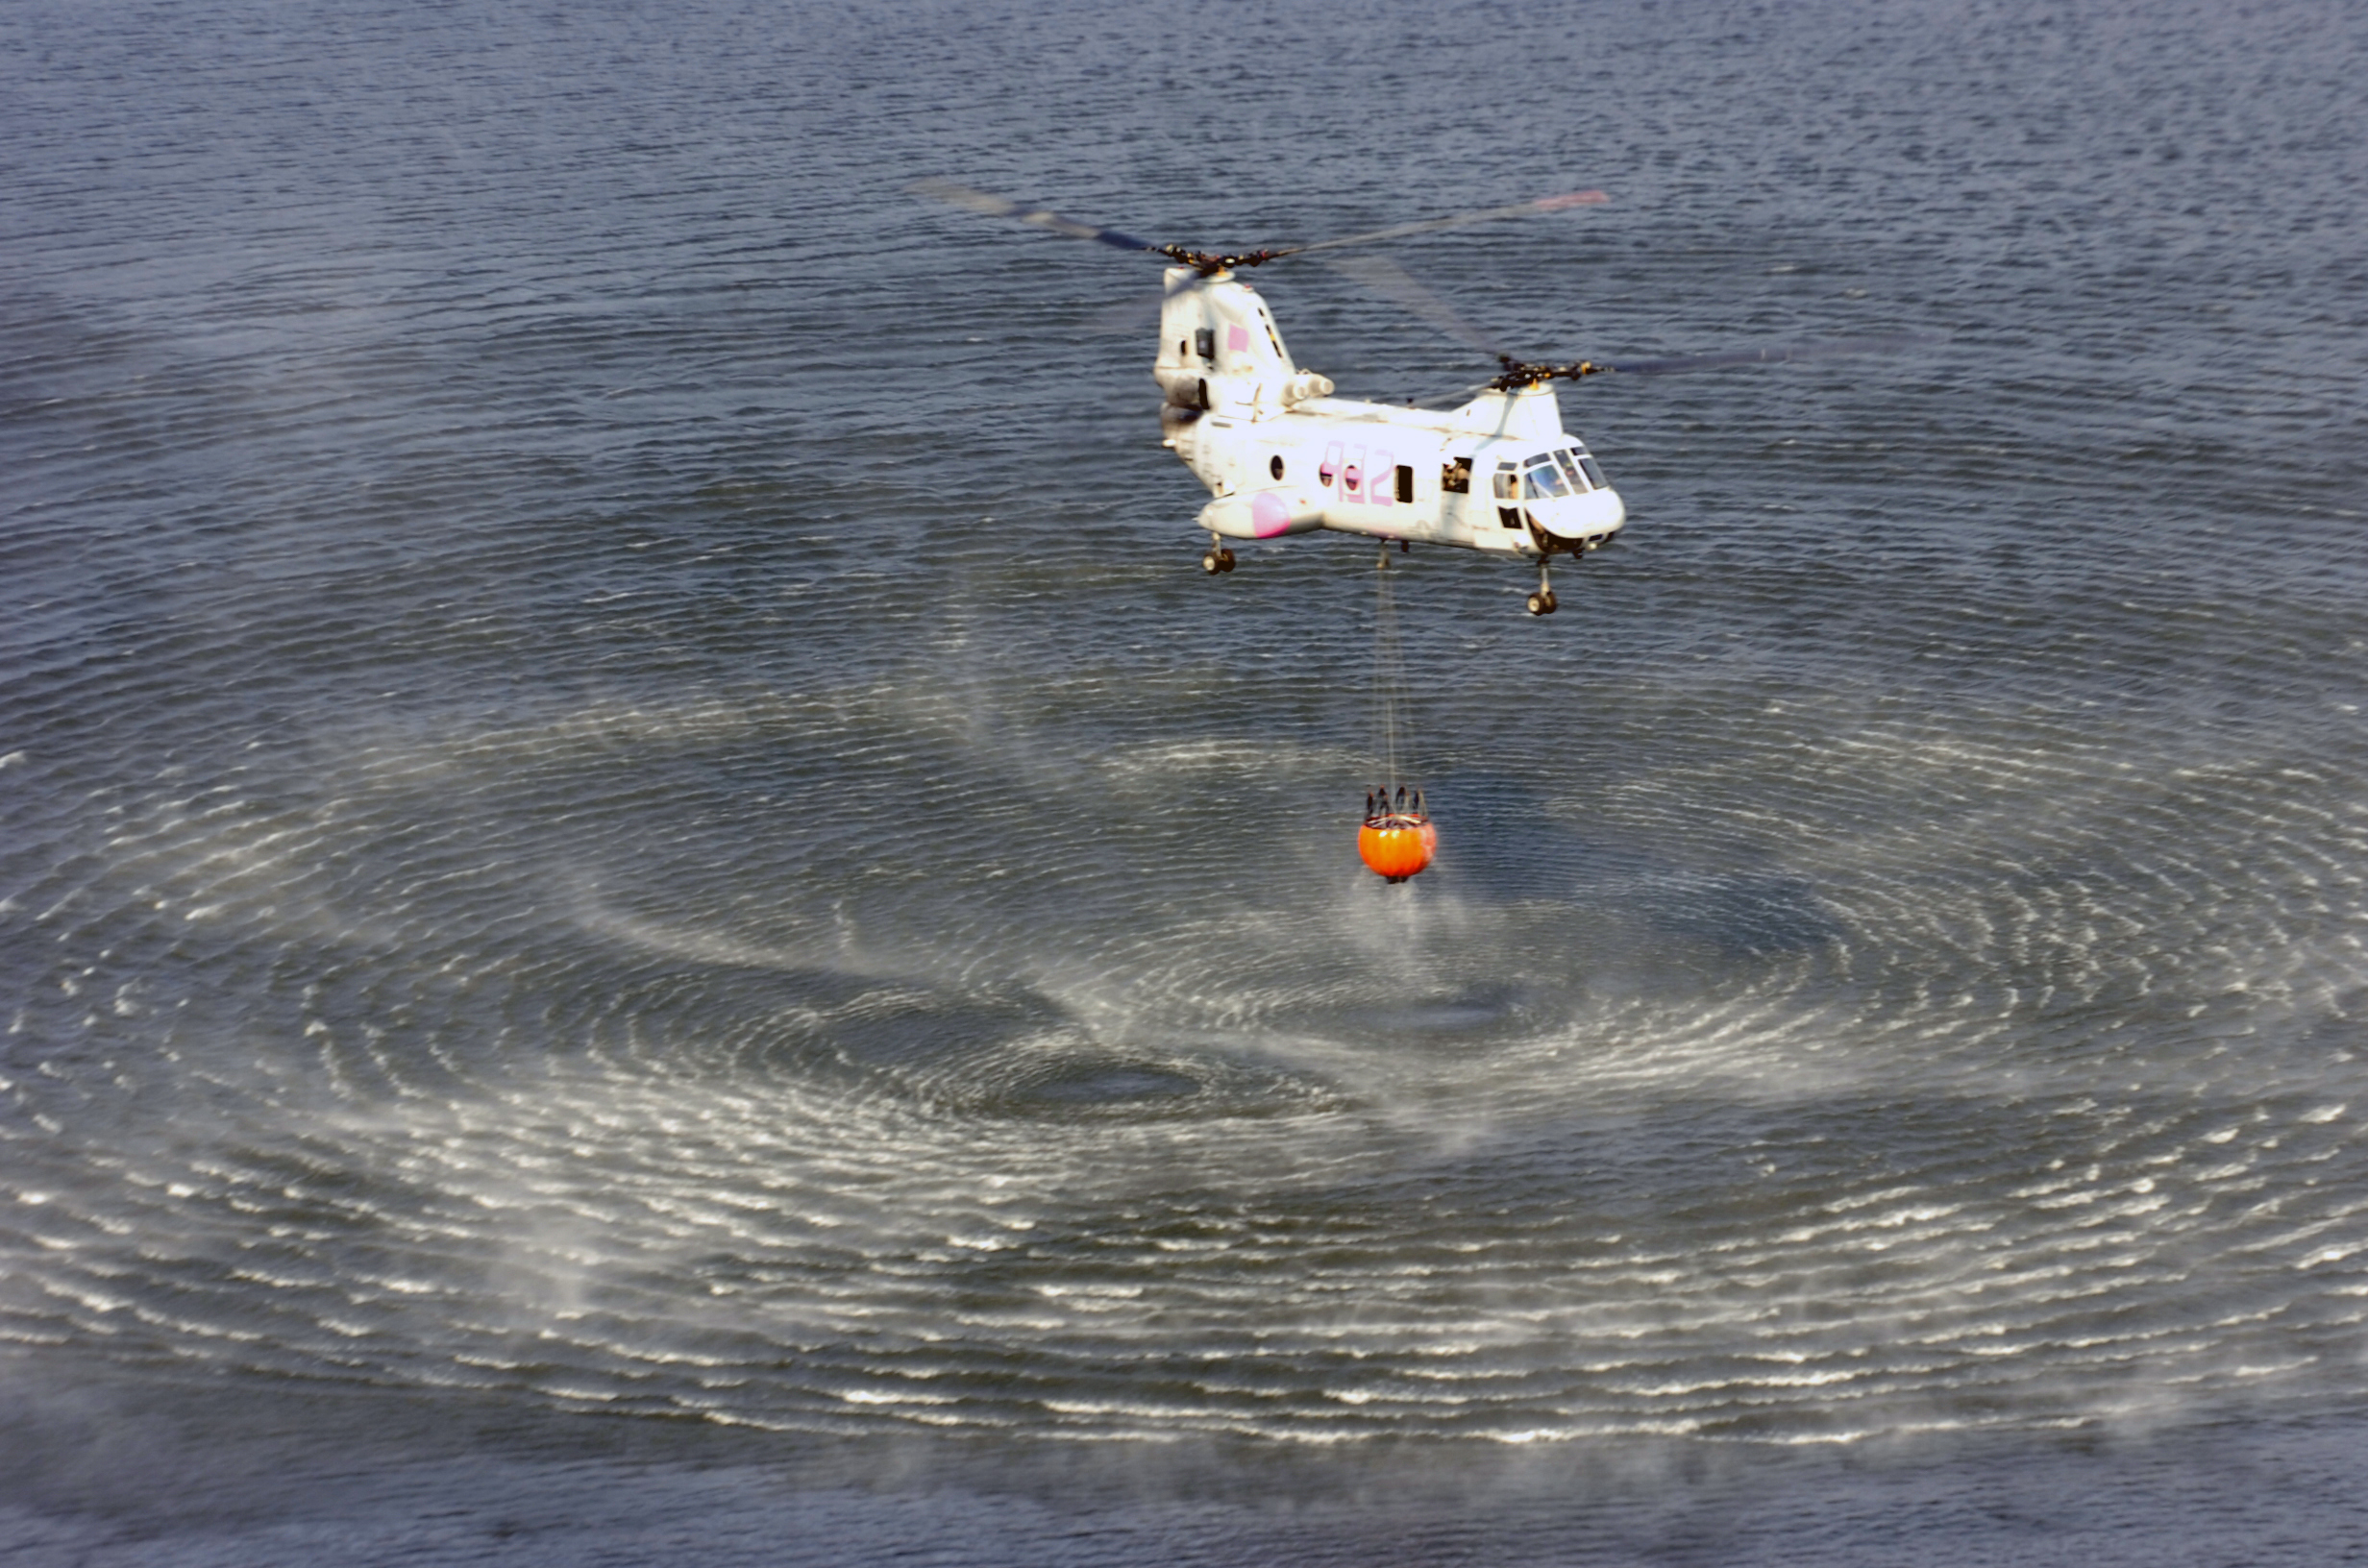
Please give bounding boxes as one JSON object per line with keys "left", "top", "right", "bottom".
{"left": 1270, "top": 454, "right": 1285, "bottom": 479}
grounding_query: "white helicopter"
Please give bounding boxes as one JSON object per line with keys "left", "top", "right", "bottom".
{"left": 917, "top": 181, "right": 1909, "bottom": 616}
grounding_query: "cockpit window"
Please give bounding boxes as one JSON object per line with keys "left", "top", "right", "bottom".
{"left": 1521, "top": 454, "right": 1571, "bottom": 500}
{"left": 1552, "top": 449, "right": 1591, "bottom": 493}
{"left": 1573, "top": 448, "right": 1607, "bottom": 490}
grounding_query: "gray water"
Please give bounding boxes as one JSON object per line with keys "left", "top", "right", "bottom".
{"left": 6, "top": 0, "right": 2368, "bottom": 1559}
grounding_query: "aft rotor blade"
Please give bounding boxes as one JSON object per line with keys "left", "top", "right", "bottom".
{"left": 1320, "top": 255, "right": 1504, "bottom": 358}
{"left": 1085, "top": 267, "right": 1220, "bottom": 333}
{"left": 1101, "top": 253, "right": 1511, "bottom": 345}
{"left": 1278, "top": 190, "right": 1609, "bottom": 258}
{"left": 1086, "top": 291, "right": 1169, "bottom": 334}
{"left": 909, "top": 178, "right": 1162, "bottom": 255}
{"left": 916, "top": 179, "right": 1609, "bottom": 283}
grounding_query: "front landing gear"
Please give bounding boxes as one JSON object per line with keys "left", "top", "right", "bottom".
{"left": 1526, "top": 558, "right": 1559, "bottom": 617}
{"left": 1201, "top": 546, "right": 1236, "bottom": 575}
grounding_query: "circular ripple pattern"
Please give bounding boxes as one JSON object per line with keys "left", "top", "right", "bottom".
{"left": 8, "top": 674, "right": 2366, "bottom": 1444}
{"left": 5, "top": 0, "right": 2368, "bottom": 1470}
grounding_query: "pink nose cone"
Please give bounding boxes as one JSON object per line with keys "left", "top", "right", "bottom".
{"left": 1251, "top": 491, "right": 1293, "bottom": 538}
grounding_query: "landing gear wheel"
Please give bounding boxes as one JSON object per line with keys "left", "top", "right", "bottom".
{"left": 1218, "top": 548, "right": 1235, "bottom": 573}
{"left": 1202, "top": 550, "right": 1230, "bottom": 575}
{"left": 1526, "top": 589, "right": 1558, "bottom": 617}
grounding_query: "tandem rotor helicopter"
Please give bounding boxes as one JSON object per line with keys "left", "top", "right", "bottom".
{"left": 915, "top": 178, "right": 1913, "bottom": 617}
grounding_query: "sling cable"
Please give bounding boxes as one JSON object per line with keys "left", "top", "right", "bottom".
{"left": 1359, "top": 542, "right": 1437, "bottom": 883}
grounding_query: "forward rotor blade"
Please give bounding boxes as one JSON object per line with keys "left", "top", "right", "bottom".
{"left": 1320, "top": 255, "right": 1504, "bottom": 358}
{"left": 909, "top": 178, "right": 1162, "bottom": 255}
{"left": 1588, "top": 334, "right": 1933, "bottom": 378}
{"left": 1277, "top": 190, "right": 1608, "bottom": 258}
{"left": 1444, "top": 333, "right": 1936, "bottom": 400}
{"left": 1412, "top": 380, "right": 1495, "bottom": 409}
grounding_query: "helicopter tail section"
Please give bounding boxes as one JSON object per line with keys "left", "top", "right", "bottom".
{"left": 1154, "top": 268, "right": 1300, "bottom": 423}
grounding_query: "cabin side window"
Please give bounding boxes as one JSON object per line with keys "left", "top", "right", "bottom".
{"left": 1493, "top": 461, "right": 1522, "bottom": 527}
{"left": 1395, "top": 464, "right": 1414, "bottom": 503}
{"left": 1442, "top": 456, "right": 1471, "bottom": 494}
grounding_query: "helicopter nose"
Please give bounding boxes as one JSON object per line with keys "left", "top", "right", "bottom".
{"left": 1539, "top": 488, "right": 1625, "bottom": 545}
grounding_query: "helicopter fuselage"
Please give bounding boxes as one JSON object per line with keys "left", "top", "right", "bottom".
{"left": 1155, "top": 268, "right": 1625, "bottom": 562}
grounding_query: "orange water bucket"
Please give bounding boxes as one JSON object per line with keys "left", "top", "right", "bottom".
{"left": 1358, "top": 814, "right": 1437, "bottom": 883}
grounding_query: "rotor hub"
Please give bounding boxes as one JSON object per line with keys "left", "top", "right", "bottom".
{"left": 1490, "top": 355, "right": 1611, "bottom": 392}
{"left": 1155, "top": 245, "right": 1284, "bottom": 277}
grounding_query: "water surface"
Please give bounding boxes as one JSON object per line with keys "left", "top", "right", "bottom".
{"left": 5, "top": 0, "right": 2368, "bottom": 1558}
